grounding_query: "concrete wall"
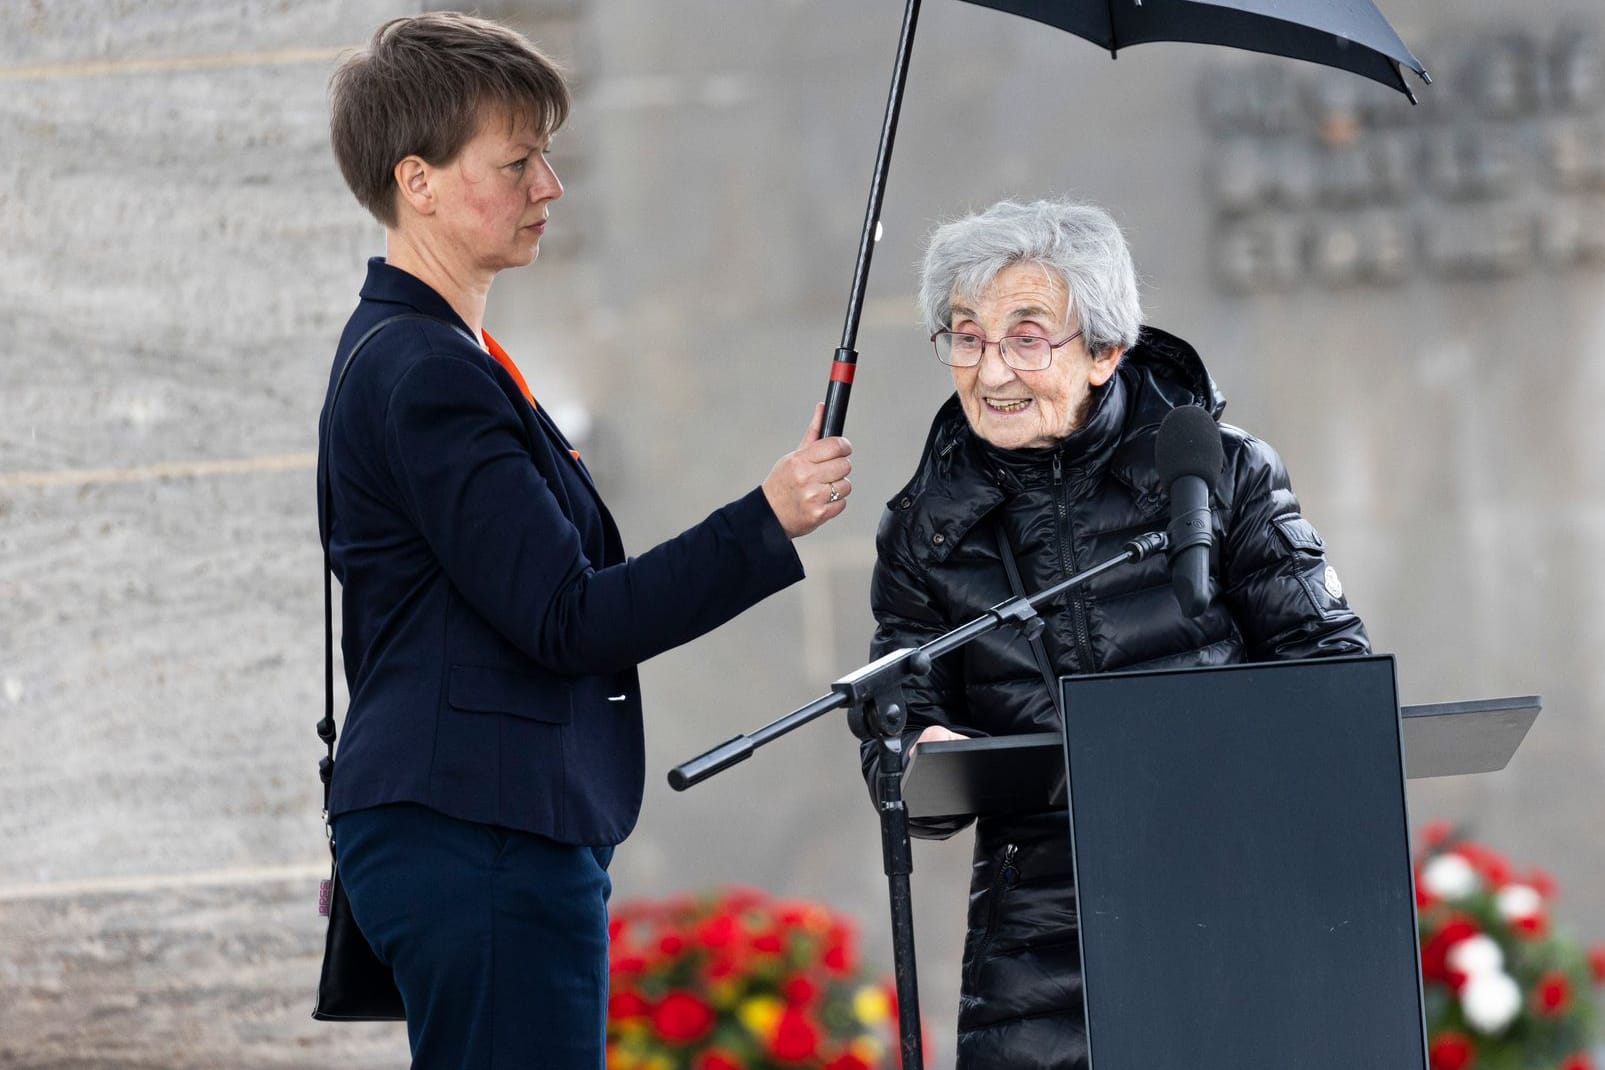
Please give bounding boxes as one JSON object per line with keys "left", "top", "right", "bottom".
{"left": 2, "top": 1, "right": 1602, "bottom": 1067}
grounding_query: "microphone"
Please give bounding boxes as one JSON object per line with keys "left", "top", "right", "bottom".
{"left": 1155, "top": 406, "right": 1224, "bottom": 618}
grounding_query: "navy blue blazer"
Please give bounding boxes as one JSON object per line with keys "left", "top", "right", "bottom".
{"left": 318, "top": 259, "right": 804, "bottom": 845}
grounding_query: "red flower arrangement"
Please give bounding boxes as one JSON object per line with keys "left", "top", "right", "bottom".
{"left": 1416, "top": 821, "right": 1604, "bottom": 1070}
{"left": 606, "top": 885, "right": 909, "bottom": 1070}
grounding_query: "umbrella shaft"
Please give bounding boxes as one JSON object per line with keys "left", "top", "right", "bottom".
{"left": 824, "top": 0, "right": 922, "bottom": 437}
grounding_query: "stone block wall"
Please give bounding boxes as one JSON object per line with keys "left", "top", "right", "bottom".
{"left": 4, "top": 1, "right": 1603, "bottom": 1067}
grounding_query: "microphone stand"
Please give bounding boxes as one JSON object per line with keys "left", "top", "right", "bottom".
{"left": 669, "top": 530, "right": 1170, "bottom": 1070}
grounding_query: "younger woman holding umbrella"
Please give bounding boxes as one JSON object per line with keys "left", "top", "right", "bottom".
{"left": 319, "top": 13, "right": 852, "bottom": 1067}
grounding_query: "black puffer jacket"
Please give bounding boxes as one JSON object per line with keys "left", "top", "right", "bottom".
{"left": 862, "top": 327, "right": 1369, "bottom": 1070}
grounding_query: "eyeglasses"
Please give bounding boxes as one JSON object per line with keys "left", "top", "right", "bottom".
{"left": 930, "top": 328, "right": 1084, "bottom": 371}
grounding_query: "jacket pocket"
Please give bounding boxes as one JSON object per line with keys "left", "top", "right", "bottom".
{"left": 448, "top": 664, "right": 572, "bottom": 724}
{"left": 1270, "top": 513, "right": 1325, "bottom": 555}
{"left": 965, "top": 843, "right": 1020, "bottom": 990}
{"left": 1270, "top": 514, "right": 1350, "bottom": 621}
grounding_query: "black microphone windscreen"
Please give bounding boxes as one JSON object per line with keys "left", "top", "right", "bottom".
{"left": 1155, "top": 406, "right": 1224, "bottom": 490}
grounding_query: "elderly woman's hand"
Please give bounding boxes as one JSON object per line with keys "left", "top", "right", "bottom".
{"left": 763, "top": 403, "right": 853, "bottom": 539}
{"left": 912, "top": 725, "right": 971, "bottom": 751}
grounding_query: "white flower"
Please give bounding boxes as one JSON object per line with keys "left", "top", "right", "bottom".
{"left": 1461, "top": 971, "right": 1522, "bottom": 1034}
{"left": 1446, "top": 934, "right": 1504, "bottom": 978}
{"left": 1421, "top": 854, "right": 1479, "bottom": 900}
{"left": 1495, "top": 883, "right": 1542, "bottom": 921}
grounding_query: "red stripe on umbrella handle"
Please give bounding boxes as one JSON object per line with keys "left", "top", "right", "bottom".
{"left": 830, "top": 361, "right": 857, "bottom": 384}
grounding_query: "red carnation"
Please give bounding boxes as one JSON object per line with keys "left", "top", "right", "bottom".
{"left": 1587, "top": 943, "right": 1605, "bottom": 984}
{"left": 707, "top": 953, "right": 742, "bottom": 980}
{"left": 781, "top": 974, "right": 817, "bottom": 1005}
{"left": 652, "top": 991, "right": 717, "bottom": 1043}
{"left": 825, "top": 1052, "right": 874, "bottom": 1070}
{"left": 1512, "top": 912, "right": 1548, "bottom": 938}
{"left": 769, "top": 1005, "right": 821, "bottom": 1062}
{"left": 697, "top": 912, "right": 739, "bottom": 950}
{"left": 1534, "top": 971, "right": 1571, "bottom": 1015}
{"left": 1524, "top": 867, "right": 1556, "bottom": 899}
{"left": 1427, "top": 1030, "right": 1474, "bottom": 1070}
{"left": 720, "top": 885, "right": 766, "bottom": 912}
{"left": 752, "top": 930, "right": 785, "bottom": 954}
{"left": 1420, "top": 915, "right": 1480, "bottom": 982}
{"left": 608, "top": 990, "right": 651, "bottom": 1020}
{"left": 610, "top": 953, "right": 648, "bottom": 977}
{"left": 1560, "top": 1053, "right": 1596, "bottom": 1070}
{"left": 1421, "top": 819, "right": 1454, "bottom": 848}
{"left": 822, "top": 923, "right": 858, "bottom": 974}
{"left": 695, "top": 1050, "right": 745, "bottom": 1070}
{"left": 1455, "top": 843, "right": 1510, "bottom": 886}
{"left": 609, "top": 917, "right": 628, "bottom": 942}
{"left": 659, "top": 931, "right": 686, "bottom": 956}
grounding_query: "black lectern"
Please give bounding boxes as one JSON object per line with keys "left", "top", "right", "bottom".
{"left": 1067, "top": 655, "right": 1422, "bottom": 1068}
{"left": 902, "top": 655, "right": 1537, "bottom": 1070}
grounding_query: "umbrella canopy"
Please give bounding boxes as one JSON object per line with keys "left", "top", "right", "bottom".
{"left": 819, "top": 0, "right": 1430, "bottom": 443}
{"left": 961, "top": 0, "right": 1429, "bottom": 100}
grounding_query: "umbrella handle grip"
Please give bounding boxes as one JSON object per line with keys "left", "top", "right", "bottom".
{"left": 822, "top": 348, "right": 857, "bottom": 438}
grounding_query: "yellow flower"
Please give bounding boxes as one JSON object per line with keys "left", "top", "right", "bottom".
{"left": 853, "top": 985, "right": 891, "bottom": 1025}
{"left": 737, "top": 994, "right": 785, "bottom": 1039}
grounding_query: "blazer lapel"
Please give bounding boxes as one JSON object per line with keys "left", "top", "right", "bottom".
{"left": 533, "top": 406, "right": 599, "bottom": 499}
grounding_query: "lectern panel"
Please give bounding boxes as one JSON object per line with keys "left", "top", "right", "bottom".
{"left": 1062, "top": 655, "right": 1425, "bottom": 1070}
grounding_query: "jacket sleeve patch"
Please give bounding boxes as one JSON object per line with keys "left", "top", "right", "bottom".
{"left": 1292, "top": 558, "right": 1350, "bottom": 621}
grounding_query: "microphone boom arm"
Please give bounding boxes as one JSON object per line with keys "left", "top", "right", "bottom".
{"left": 668, "top": 528, "right": 1167, "bottom": 791}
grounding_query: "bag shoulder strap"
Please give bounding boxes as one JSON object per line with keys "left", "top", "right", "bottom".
{"left": 315, "top": 312, "right": 445, "bottom": 844}
{"left": 993, "top": 520, "right": 1065, "bottom": 724}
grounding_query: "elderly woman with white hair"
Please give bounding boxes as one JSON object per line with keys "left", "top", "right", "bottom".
{"left": 862, "top": 198, "right": 1369, "bottom": 1069}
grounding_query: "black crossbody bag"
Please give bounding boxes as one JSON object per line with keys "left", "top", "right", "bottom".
{"left": 311, "top": 313, "right": 444, "bottom": 1022}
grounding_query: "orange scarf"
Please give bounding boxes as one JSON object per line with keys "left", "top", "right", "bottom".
{"left": 483, "top": 329, "right": 580, "bottom": 461}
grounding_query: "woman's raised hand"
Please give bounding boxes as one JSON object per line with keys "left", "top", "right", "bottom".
{"left": 762, "top": 403, "right": 853, "bottom": 539}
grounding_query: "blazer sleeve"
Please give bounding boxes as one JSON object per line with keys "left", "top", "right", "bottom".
{"left": 382, "top": 353, "right": 804, "bottom": 676}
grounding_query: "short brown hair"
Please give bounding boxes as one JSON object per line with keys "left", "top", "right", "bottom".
{"left": 330, "top": 11, "right": 570, "bottom": 227}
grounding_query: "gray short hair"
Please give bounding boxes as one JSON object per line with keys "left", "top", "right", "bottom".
{"left": 919, "top": 199, "right": 1142, "bottom": 355}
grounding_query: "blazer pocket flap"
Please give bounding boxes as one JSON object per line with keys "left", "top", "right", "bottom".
{"left": 449, "top": 665, "right": 572, "bottom": 724}
{"left": 1271, "top": 513, "right": 1325, "bottom": 555}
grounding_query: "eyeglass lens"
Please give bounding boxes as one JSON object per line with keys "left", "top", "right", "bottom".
{"left": 934, "top": 331, "right": 1053, "bottom": 371}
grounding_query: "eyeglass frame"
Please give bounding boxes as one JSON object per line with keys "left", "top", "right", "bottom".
{"left": 929, "top": 327, "right": 1085, "bottom": 371}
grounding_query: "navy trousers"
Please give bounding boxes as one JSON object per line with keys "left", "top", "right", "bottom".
{"left": 334, "top": 803, "right": 614, "bottom": 1069}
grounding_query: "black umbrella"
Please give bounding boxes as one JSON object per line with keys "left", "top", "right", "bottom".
{"left": 818, "top": 0, "right": 1430, "bottom": 437}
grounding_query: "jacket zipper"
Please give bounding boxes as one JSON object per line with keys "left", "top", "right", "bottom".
{"left": 966, "top": 843, "right": 1020, "bottom": 989}
{"left": 1053, "top": 454, "right": 1097, "bottom": 673}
